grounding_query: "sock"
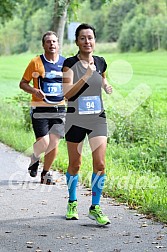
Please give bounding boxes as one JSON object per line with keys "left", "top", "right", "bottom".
{"left": 66, "top": 172, "right": 78, "bottom": 202}
{"left": 31, "top": 153, "right": 39, "bottom": 164}
{"left": 91, "top": 173, "right": 106, "bottom": 206}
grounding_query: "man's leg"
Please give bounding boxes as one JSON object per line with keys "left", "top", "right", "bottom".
{"left": 40, "top": 133, "right": 60, "bottom": 184}
{"left": 29, "top": 108, "right": 49, "bottom": 177}
{"left": 28, "top": 135, "right": 49, "bottom": 177}
{"left": 43, "top": 133, "right": 60, "bottom": 172}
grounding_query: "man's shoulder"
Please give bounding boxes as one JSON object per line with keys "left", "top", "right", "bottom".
{"left": 30, "top": 55, "right": 42, "bottom": 64}
{"left": 59, "top": 55, "right": 66, "bottom": 60}
{"left": 58, "top": 55, "right": 66, "bottom": 64}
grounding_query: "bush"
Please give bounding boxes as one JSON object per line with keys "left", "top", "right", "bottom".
{"left": 7, "top": 92, "right": 32, "bottom": 131}
{"left": 106, "top": 98, "right": 167, "bottom": 175}
{"left": 11, "top": 42, "right": 28, "bottom": 54}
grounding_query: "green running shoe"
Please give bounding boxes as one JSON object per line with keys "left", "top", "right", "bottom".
{"left": 88, "top": 205, "right": 111, "bottom": 226}
{"left": 66, "top": 201, "right": 79, "bottom": 220}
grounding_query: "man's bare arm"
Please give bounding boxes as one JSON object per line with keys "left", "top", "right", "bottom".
{"left": 19, "top": 78, "right": 45, "bottom": 99}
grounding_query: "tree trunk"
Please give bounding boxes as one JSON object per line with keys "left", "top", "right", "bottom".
{"left": 157, "top": 31, "right": 161, "bottom": 50}
{"left": 51, "top": 0, "right": 71, "bottom": 54}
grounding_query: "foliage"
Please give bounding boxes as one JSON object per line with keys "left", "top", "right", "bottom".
{"left": 118, "top": 14, "right": 147, "bottom": 52}
{"left": 0, "top": 100, "right": 34, "bottom": 152}
{"left": 0, "top": 17, "right": 27, "bottom": 55}
{"left": 119, "top": 13, "right": 167, "bottom": 52}
{"left": 161, "top": 22, "right": 167, "bottom": 50}
{"left": 105, "top": 0, "right": 137, "bottom": 42}
{"left": 0, "top": 0, "right": 167, "bottom": 54}
{"left": 91, "top": 10, "right": 106, "bottom": 42}
{"left": 7, "top": 92, "right": 32, "bottom": 131}
{"left": 106, "top": 99, "right": 167, "bottom": 175}
{"left": 0, "top": 0, "right": 23, "bottom": 22}
{"left": 89, "top": 0, "right": 104, "bottom": 10}
{"left": 26, "top": 8, "right": 52, "bottom": 53}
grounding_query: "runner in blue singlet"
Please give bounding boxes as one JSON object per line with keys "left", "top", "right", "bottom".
{"left": 19, "top": 31, "right": 66, "bottom": 185}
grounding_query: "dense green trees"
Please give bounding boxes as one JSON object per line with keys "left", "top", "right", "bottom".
{"left": 118, "top": 1, "right": 167, "bottom": 52}
{"left": 105, "top": 0, "right": 137, "bottom": 42}
{"left": 0, "top": 0, "right": 166, "bottom": 54}
{"left": 0, "top": 0, "right": 23, "bottom": 22}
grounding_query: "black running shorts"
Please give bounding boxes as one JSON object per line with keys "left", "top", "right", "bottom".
{"left": 65, "top": 121, "right": 107, "bottom": 143}
{"left": 31, "top": 107, "right": 66, "bottom": 139}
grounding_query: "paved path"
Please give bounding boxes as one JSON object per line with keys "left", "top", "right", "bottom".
{"left": 0, "top": 142, "right": 166, "bottom": 252}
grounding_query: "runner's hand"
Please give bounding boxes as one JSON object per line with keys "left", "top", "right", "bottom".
{"left": 86, "top": 62, "right": 96, "bottom": 77}
{"left": 33, "top": 88, "right": 45, "bottom": 99}
{"left": 104, "top": 84, "right": 112, "bottom": 94}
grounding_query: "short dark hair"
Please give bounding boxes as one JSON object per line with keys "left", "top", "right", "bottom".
{"left": 42, "top": 31, "right": 58, "bottom": 45}
{"left": 75, "top": 23, "right": 96, "bottom": 41}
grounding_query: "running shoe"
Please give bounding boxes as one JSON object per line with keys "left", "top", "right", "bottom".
{"left": 28, "top": 160, "right": 39, "bottom": 177}
{"left": 88, "top": 205, "right": 111, "bottom": 225}
{"left": 41, "top": 171, "right": 55, "bottom": 185}
{"left": 66, "top": 201, "right": 79, "bottom": 220}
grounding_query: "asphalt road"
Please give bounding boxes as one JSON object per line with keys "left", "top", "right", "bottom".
{"left": 0, "top": 142, "right": 166, "bottom": 252}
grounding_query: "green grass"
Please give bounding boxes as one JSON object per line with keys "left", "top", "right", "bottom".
{"left": 0, "top": 50, "right": 166, "bottom": 223}
{"left": 0, "top": 52, "right": 37, "bottom": 98}
{"left": 0, "top": 102, "right": 34, "bottom": 151}
{"left": 104, "top": 51, "right": 167, "bottom": 101}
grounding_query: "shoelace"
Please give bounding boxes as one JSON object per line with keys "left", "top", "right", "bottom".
{"left": 94, "top": 208, "right": 105, "bottom": 217}
{"left": 42, "top": 173, "right": 53, "bottom": 182}
{"left": 46, "top": 173, "right": 52, "bottom": 178}
{"left": 69, "top": 203, "right": 77, "bottom": 212}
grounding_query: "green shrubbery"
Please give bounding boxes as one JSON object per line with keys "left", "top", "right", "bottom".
{"left": 7, "top": 92, "right": 32, "bottom": 131}
{"left": 106, "top": 99, "right": 167, "bottom": 175}
{"left": 119, "top": 14, "right": 167, "bottom": 52}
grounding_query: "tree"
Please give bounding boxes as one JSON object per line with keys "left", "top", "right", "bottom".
{"left": 105, "top": 0, "right": 137, "bottom": 42}
{"left": 50, "top": 0, "right": 113, "bottom": 51}
{"left": 17, "top": 0, "right": 48, "bottom": 40}
{"left": 0, "top": 0, "right": 113, "bottom": 54}
{"left": 50, "top": 0, "right": 71, "bottom": 52}
{"left": 90, "top": 0, "right": 104, "bottom": 10}
{"left": 0, "top": 0, "right": 23, "bottom": 22}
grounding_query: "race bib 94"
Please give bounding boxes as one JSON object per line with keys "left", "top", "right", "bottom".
{"left": 78, "top": 96, "right": 101, "bottom": 114}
